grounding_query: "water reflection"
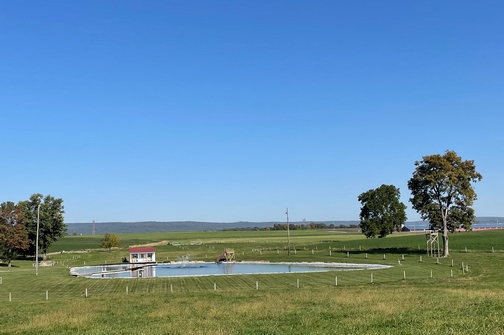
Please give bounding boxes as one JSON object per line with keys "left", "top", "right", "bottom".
{"left": 131, "top": 266, "right": 156, "bottom": 278}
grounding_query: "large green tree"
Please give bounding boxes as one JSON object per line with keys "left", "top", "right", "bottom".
{"left": 20, "top": 194, "right": 66, "bottom": 259}
{"left": 0, "top": 202, "right": 29, "bottom": 267}
{"left": 408, "top": 150, "right": 482, "bottom": 257}
{"left": 358, "top": 184, "right": 407, "bottom": 238}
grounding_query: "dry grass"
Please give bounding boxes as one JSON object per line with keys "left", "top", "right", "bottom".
{"left": 9, "top": 301, "right": 93, "bottom": 333}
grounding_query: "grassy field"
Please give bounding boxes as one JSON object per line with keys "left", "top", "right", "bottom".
{"left": 1, "top": 229, "right": 503, "bottom": 334}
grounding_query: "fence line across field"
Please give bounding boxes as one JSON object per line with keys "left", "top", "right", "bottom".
{"left": 3, "top": 267, "right": 468, "bottom": 303}
{"left": 4, "top": 244, "right": 494, "bottom": 304}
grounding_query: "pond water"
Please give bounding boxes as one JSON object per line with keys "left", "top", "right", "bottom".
{"left": 70, "top": 262, "right": 390, "bottom": 279}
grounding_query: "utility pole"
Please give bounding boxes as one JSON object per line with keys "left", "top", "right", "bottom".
{"left": 35, "top": 204, "right": 40, "bottom": 276}
{"left": 286, "top": 208, "right": 290, "bottom": 256}
{"left": 92, "top": 220, "right": 96, "bottom": 235}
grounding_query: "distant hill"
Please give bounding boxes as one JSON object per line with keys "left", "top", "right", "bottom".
{"left": 474, "top": 217, "right": 504, "bottom": 224}
{"left": 65, "top": 217, "right": 504, "bottom": 235}
{"left": 65, "top": 220, "right": 360, "bottom": 235}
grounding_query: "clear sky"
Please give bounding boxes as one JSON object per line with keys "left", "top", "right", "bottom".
{"left": 1, "top": 1, "right": 503, "bottom": 223}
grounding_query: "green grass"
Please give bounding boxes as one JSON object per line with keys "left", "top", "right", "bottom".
{"left": 1, "top": 229, "right": 503, "bottom": 334}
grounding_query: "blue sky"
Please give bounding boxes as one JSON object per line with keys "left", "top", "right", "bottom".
{"left": 1, "top": 1, "right": 503, "bottom": 223}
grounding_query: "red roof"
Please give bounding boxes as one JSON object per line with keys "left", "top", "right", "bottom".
{"left": 129, "top": 247, "right": 155, "bottom": 253}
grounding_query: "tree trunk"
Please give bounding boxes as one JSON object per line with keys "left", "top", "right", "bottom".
{"left": 442, "top": 226, "right": 449, "bottom": 257}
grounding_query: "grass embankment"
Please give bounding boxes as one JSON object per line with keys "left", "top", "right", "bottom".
{"left": 1, "top": 230, "right": 503, "bottom": 334}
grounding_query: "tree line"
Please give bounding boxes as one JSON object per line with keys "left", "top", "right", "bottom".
{"left": 358, "top": 150, "right": 482, "bottom": 257}
{"left": 0, "top": 194, "right": 66, "bottom": 267}
{"left": 221, "top": 222, "right": 359, "bottom": 231}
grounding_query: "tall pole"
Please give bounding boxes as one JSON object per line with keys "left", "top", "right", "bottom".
{"left": 35, "top": 204, "right": 40, "bottom": 276}
{"left": 286, "top": 208, "right": 290, "bottom": 256}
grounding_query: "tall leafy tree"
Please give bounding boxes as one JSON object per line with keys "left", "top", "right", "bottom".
{"left": 20, "top": 194, "right": 66, "bottom": 259}
{"left": 358, "top": 184, "right": 407, "bottom": 238}
{"left": 0, "top": 202, "right": 29, "bottom": 267}
{"left": 408, "top": 150, "right": 482, "bottom": 257}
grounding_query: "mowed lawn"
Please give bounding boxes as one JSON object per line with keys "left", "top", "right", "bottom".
{"left": 1, "top": 229, "right": 503, "bottom": 334}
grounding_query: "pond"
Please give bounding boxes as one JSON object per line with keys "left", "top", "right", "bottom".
{"left": 70, "top": 262, "right": 391, "bottom": 279}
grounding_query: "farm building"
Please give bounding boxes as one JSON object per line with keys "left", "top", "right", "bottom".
{"left": 129, "top": 247, "right": 156, "bottom": 263}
